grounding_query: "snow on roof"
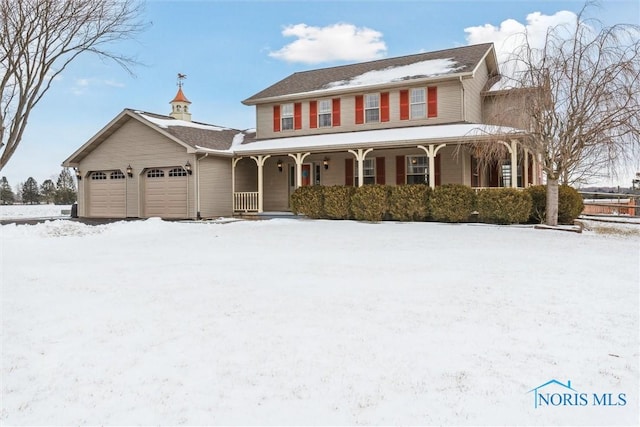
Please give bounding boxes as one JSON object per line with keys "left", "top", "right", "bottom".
{"left": 231, "top": 132, "right": 245, "bottom": 146}
{"left": 139, "top": 113, "right": 229, "bottom": 131}
{"left": 233, "top": 123, "right": 523, "bottom": 153}
{"left": 325, "top": 58, "right": 463, "bottom": 90}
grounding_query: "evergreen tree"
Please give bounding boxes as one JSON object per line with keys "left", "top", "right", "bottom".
{"left": 14, "top": 183, "right": 23, "bottom": 204}
{"left": 22, "top": 177, "right": 40, "bottom": 204}
{"left": 0, "top": 176, "right": 15, "bottom": 205}
{"left": 40, "top": 179, "right": 56, "bottom": 204}
{"left": 55, "top": 168, "right": 77, "bottom": 204}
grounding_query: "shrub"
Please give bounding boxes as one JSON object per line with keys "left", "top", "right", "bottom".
{"left": 290, "top": 185, "right": 324, "bottom": 218}
{"left": 558, "top": 185, "right": 584, "bottom": 224}
{"left": 476, "top": 188, "right": 532, "bottom": 224}
{"left": 323, "top": 185, "right": 354, "bottom": 219}
{"left": 351, "top": 185, "right": 390, "bottom": 222}
{"left": 525, "top": 185, "right": 547, "bottom": 223}
{"left": 430, "top": 184, "right": 476, "bottom": 223}
{"left": 388, "top": 184, "right": 431, "bottom": 221}
{"left": 525, "top": 184, "right": 584, "bottom": 224}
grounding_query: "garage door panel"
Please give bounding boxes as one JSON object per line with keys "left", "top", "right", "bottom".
{"left": 87, "top": 171, "right": 126, "bottom": 218}
{"left": 143, "top": 167, "right": 188, "bottom": 218}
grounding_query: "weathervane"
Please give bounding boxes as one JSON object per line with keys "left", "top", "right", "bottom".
{"left": 177, "top": 73, "right": 187, "bottom": 88}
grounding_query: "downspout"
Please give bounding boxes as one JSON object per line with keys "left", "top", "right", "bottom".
{"left": 196, "top": 153, "right": 209, "bottom": 220}
{"left": 459, "top": 76, "right": 466, "bottom": 122}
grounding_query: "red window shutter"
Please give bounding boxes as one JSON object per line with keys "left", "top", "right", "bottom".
{"left": 332, "top": 98, "right": 341, "bottom": 127}
{"left": 428, "top": 87, "right": 438, "bottom": 118}
{"left": 294, "top": 102, "right": 302, "bottom": 130}
{"left": 399, "top": 90, "right": 409, "bottom": 120}
{"left": 355, "top": 95, "right": 364, "bottom": 124}
{"left": 345, "top": 159, "right": 354, "bottom": 186}
{"left": 435, "top": 154, "right": 441, "bottom": 186}
{"left": 376, "top": 157, "right": 386, "bottom": 185}
{"left": 309, "top": 101, "right": 317, "bottom": 129}
{"left": 380, "top": 92, "right": 390, "bottom": 122}
{"left": 396, "top": 156, "right": 405, "bottom": 185}
{"left": 273, "top": 105, "right": 280, "bottom": 132}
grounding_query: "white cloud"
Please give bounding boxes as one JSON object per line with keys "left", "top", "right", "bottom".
{"left": 269, "top": 23, "right": 387, "bottom": 64}
{"left": 464, "top": 10, "right": 577, "bottom": 85}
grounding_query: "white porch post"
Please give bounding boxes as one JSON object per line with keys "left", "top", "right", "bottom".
{"left": 287, "top": 152, "right": 311, "bottom": 188}
{"left": 347, "top": 148, "right": 373, "bottom": 187}
{"left": 417, "top": 143, "right": 446, "bottom": 189}
{"left": 232, "top": 157, "right": 242, "bottom": 211}
{"left": 523, "top": 149, "right": 529, "bottom": 187}
{"left": 510, "top": 140, "right": 518, "bottom": 188}
{"left": 250, "top": 155, "right": 271, "bottom": 213}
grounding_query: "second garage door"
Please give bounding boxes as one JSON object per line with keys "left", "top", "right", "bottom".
{"left": 144, "top": 167, "right": 188, "bottom": 218}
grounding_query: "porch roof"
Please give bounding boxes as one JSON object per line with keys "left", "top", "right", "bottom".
{"left": 225, "top": 123, "right": 525, "bottom": 155}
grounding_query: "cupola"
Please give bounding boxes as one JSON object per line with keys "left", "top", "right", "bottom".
{"left": 169, "top": 73, "right": 192, "bottom": 121}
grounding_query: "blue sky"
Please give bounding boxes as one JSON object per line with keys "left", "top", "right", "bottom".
{"left": 3, "top": 0, "right": 639, "bottom": 188}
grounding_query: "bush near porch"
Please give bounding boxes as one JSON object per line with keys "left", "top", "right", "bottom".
{"left": 525, "top": 185, "right": 584, "bottom": 224}
{"left": 290, "top": 184, "right": 582, "bottom": 225}
{"left": 476, "top": 188, "right": 532, "bottom": 224}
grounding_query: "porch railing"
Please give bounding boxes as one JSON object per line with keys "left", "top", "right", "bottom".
{"left": 234, "top": 192, "right": 259, "bottom": 212}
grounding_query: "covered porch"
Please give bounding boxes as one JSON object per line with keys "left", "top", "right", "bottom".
{"left": 229, "top": 125, "right": 539, "bottom": 213}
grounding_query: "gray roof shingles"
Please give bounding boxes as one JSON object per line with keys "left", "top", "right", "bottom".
{"left": 243, "top": 43, "right": 494, "bottom": 103}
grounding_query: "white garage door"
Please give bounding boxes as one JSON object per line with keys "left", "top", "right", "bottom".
{"left": 144, "top": 167, "right": 188, "bottom": 218}
{"left": 87, "top": 170, "right": 126, "bottom": 218}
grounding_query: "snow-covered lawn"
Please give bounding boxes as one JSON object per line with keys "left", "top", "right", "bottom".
{"left": 1, "top": 218, "right": 638, "bottom": 425}
{"left": 0, "top": 204, "right": 72, "bottom": 220}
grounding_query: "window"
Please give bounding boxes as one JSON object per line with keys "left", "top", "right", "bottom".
{"left": 91, "top": 172, "right": 107, "bottom": 180}
{"left": 146, "top": 169, "right": 164, "bottom": 178}
{"left": 406, "top": 155, "right": 428, "bottom": 184}
{"left": 110, "top": 171, "right": 125, "bottom": 180}
{"left": 410, "top": 88, "right": 426, "bottom": 119}
{"left": 318, "top": 99, "right": 332, "bottom": 127}
{"left": 169, "top": 168, "right": 187, "bottom": 177}
{"left": 364, "top": 94, "right": 379, "bottom": 123}
{"left": 281, "top": 103, "right": 294, "bottom": 130}
{"left": 354, "top": 158, "right": 376, "bottom": 185}
{"left": 500, "top": 163, "right": 511, "bottom": 187}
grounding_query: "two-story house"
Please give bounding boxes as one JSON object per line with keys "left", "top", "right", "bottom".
{"left": 63, "top": 42, "right": 539, "bottom": 219}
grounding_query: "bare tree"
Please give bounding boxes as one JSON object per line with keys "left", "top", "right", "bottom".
{"left": 0, "top": 0, "right": 146, "bottom": 170}
{"left": 479, "top": 4, "right": 640, "bottom": 225}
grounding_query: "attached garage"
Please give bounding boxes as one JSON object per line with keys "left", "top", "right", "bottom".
{"left": 87, "top": 170, "right": 126, "bottom": 218}
{"left": 143, "top": 167, "right": 188, "bottom": 218}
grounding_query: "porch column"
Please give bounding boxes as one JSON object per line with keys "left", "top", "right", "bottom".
{"left": 287, "top": 152, "right": 311, "bottom": 188}
{"left": 417, "top": 143, "right": 446, "bottom": 189}
{"left": 347, "top": 148, "right": 373, "bottom": 187}
{"left": 250, "top": 155, "right": 271, "bottom": 213}
{"left": 510, "top": 140, "right": 518, "bottom": 188}
{"left": 232, "top": 157, "right": 242, "bottom": 210}
{"left": 523, "top": 149, "right": 529, "bottom": 187}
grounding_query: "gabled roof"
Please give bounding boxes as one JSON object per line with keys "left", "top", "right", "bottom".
{"left": 62, "top": 109, "right": 253, "bottom": 166}
{"left": 243, "top": 43, "right": 497, "bottom": 104}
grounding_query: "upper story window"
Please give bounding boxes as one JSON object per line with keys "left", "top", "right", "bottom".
{"left": 364, "top": 94, "right": 380, "bottom": 123}
{"left": 410, "top": 88, "right": 426, "bottom": 119}
{"left": 281, "top": 103, "right": 294, "bottom": 131}
{"left": 318, "top": 99, "right": 332, "bottom": 127}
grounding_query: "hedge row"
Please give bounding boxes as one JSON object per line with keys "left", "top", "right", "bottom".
{"left": 290, "top": 184, "right": 583, "bottom": 224}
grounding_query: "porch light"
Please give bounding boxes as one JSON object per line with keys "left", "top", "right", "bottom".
{"left": 126, "top": 164, "right": 133, "bottom": 178}
{"left": 277, "top": 159, "right": 283, "bottom": 172}
{"left": 75, "top": 168, "right": 82, "bottom": 180}
{"left": 323, "top": 157, "right": 330, "bottom": 170}
{"left": 411, "top": 157, "right": 418, "bottom": 165}
{"left": 185, "top": 161, "right": 192, "bottom": 175}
